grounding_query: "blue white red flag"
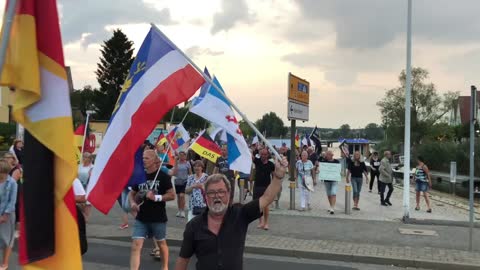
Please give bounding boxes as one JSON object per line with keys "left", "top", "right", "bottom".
{"left": 166, "top": 123, "right": 190, "bottom": 151}
{"left": 190, "top": 77, "right": 252, "bottom": 173}
{"left": 87, "top": 27, "right": 205, "bottom": 214}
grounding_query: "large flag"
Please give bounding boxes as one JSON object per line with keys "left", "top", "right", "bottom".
{"left": 190, "top": 130, "right": 222, "bottom": 163}
{"left": 87, "top": 27, "right": 205, "bottom": 214}
{"left": 166, "top": 123, "right": 190, "bottom": 151}
{"left": 0, "top": 0, "right": 82, "bottom": 268}
{"left": 309, "top": 126, "right": 322, "bottom": 154}
{"left": 190, "top": 76, "right": 252, "bottom": 173}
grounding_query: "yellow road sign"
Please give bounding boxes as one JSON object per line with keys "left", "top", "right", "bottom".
{"left": 288, "top": 73, "right": 309, "bottom": 105}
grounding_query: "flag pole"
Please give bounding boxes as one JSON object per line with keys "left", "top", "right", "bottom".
{"left": 80, "top": 112, "right": 91, "bottom": 156}
{"left": 0, "top": 0, "right": 18, "bottom": 79}
{"left": 150, "top": 23, "right": 281, "bottom": 161}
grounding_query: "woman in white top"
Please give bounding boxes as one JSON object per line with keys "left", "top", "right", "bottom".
{"left": 295, "top": 150, "right": 316, "bottom": 211}
{"left": 185, "top": 160, "right": 208, "bottom": 221}
{"left": 77, "top": 152, "right": 94, "bottom": 221}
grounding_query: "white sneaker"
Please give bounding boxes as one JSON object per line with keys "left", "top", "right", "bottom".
{"left": 175, "top": 211, "right": 181, "bottom": 217}
{"left": 180, "top": 211, "right": 185, "bottom": 218}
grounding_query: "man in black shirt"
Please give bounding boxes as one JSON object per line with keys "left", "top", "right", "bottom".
{"left": 253, "top": 149, "right": 275, "bottom": 230}
{"left": 175, "top": 156, "right": 288, "bottom": 270}
{"left": 214, "top": 145, "right": 235, "bottom": 202}
{"left": 129, "top": 150, "right": 175, "bottom": 270}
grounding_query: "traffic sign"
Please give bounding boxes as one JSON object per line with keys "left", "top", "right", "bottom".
{"left": 288, "top": 73, "right": 309, "bottom": 105}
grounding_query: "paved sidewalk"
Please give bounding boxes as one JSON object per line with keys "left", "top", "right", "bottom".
{"left": 87, "top": 204, "right": 480, "bottom": 270}
{"left": 263, "top": 178, "right": 480, "bottom": 223}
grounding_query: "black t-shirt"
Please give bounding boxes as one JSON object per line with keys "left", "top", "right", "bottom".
{"left": 132, "top": 170, "right": 173, "bottom": 223}
{"left": 253, "top": 158, "right": 275, "bottom": 187}
{"left": 308, "top": 153, "right": 319, "bottom": 164}
{"left": 370, "top": 158, "right": 381, "bottom": 172}
{"left": 216, "top": 156, "right": 234, "bottom": 180}
{"left": 348, "top": 162, "right": 367, "bottom": 178}
{"left": 179, "top": 199, "right": 262, "bottom": 270}
{"left": 320, "top": 159, "right": 340, "bottom": 182}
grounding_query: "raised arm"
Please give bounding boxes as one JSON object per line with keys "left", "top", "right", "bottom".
{"left": 259, "top": 157, "right": 288, "bottom": 210}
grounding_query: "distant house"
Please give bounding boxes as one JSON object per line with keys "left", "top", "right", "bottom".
{"left": 449, "top": 91, "right": 480, "bottom": 125}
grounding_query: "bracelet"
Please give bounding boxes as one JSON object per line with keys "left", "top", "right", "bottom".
{"left": 154, "top": 195, "right": 163, "bottom": 202}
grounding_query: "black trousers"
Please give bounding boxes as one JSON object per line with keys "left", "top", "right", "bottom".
{"left": 379, "top": 182, "right": 394, "bottom": 203}
{"left": 370, "top": 171, "right": 380, "bottom": 191}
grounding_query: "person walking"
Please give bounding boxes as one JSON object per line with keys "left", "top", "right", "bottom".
{"left": 320, "top": 150, "right": 340, "bottom": 214}
{"left": 369, "top": 152, "right": 381, "bottom": 193}
{"left": 129, "top": 150, "right": 175, "bottom": 270}
{"left": 174, "top": 156, "right": 288, "bottom": 270}
{"left": 413, "top": 156, "right": 433, "bottom": 213}
{"left": 379, "top": 151, "right": 394, "bottom": 206}
{"left": 173, "top": 151, "right": 192, "bottom": 218}
{"left": 347, "top": 152, "right": 368, "bottom": 211}
{"left": 78, "top": 152, "right": 94, "bottom": 221}
{"left": 185, "top": 160, "right": 208, "bottom": 221}
{"left": 253, "top": 149, "right": 275, "bottom": 229}
{"left": 295, "top": 150, "right": 316, "bottom": 211}
{"left": 0, "top": 160, "right": 17, "bottom": 270}
{"left": 214, "top": 145, "right": 235, "bottom": 203}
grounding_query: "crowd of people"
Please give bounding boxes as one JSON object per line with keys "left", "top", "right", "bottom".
{"left": 0, "top": 134, "right": 437, "bottom": 270}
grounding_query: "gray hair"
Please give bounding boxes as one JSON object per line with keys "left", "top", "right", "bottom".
{"left": 204, "top": 174, "right": 231, "bottom": 192}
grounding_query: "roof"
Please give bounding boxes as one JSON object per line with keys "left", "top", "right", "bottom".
{"left": 338, "top": 138, "right": 370, "bottom": 144}
{"left": 458, "top": 91, "right": 480, "bottom": 125}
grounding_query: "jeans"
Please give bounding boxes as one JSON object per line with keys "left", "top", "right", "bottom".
{"left": 351, "top": 177, "right": 363, "bottom": 199}
{"left": 379, "top": 182, "right": 394, "bottom": 203}
{"left": 370, "top": 171, "right": 380, "bottom": 191}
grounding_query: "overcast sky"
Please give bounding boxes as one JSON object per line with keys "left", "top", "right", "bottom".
{"left": 2, "top": 0, "right": 479, "bottom": 129}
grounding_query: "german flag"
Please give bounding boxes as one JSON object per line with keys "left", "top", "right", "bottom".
{"left": 190, "top": 130, "right": 222, "bottom": 163}
{"left": 0, "top": 0, "right": 82, "bottom": 268}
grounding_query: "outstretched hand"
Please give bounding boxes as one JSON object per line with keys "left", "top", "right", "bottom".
{"left": 273, "top": 156, "right": 288, "bottom": 179}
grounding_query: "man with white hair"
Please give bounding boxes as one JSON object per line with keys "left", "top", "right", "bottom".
{"left": 379, "top": 151, "right": 394, "bottom": 206}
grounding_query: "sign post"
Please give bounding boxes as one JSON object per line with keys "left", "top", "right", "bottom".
{"left": 287, "top": 73, "right": 310, "bottom": 210}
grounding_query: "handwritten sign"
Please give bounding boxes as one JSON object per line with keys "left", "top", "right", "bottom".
{"left": 319, "top": 163, "right": 342, "bottom": 181}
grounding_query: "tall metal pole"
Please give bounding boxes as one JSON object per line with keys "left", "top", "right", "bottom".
{"left": 0, "top": 0, "right": 18, "bottom": 78}
{"left": 289, "top": 120, "right": 296, "bottom": 210}
{"left": 402, "top": 0, "right": 413, "bottom": 220}
{"left": 469, "top": 85, "right": 476, "bottom": 251}
{"left": 80, "top": 112, "right": 91, "bottom": 156}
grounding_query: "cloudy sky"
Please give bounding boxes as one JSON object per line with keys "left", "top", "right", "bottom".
{"left": 2, "top": 0, "right": 480, "bottom": 129}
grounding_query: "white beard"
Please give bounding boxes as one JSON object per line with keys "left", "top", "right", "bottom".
{"left": 209, "top": 201, "right": 228, "bottom": 215}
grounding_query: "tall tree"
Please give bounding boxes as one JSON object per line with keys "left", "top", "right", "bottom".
{"left": 377, "top": 67, "right": 459, "bottom": 144}
{"left": 70, "top": 85, "right": 97, "bottom": 117}
{"left": 94, "top": 29, "right": 134, "bottom": 120}
{"left": 239, "top": 120, "right": 254, "bottom": 139}
{"left": 364, "top": 123, "right": 384, "bottom": 140}
{"left": 254, "top": 112, "right": 288, "bottom": 137}
{"left": 339, "top": 124, "right": 351, "bottom": 138}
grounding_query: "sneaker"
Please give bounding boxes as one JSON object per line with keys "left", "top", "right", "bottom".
{"left": 330, "top": 210, "right": 334, "bottom": 215}
{"left": 119, "top": 223, "right": 129, "bottom": 230}
{"left": 385, "top": 201, "right": 393, "bottom": 206}
{"left": 381, "top": 202, "right": 388, "bottom": 206}
{"left": 369, "top": 190, "right": 372, "bottom": 193}
{"left": 298, "top": 208, "right": 306, "bottom": 212}
{"left": 180, "top": 211, "right": 185, "bottom": 218}
{"left": 175, "top": 211, "right": 181, "bottom": 217}
{"left": 14, "top": 230, "right": 20, "bottom": 239}
{"left": 427, "top": 209, "right": 432, "bottom": 213}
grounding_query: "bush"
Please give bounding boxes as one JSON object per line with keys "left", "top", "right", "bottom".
{"left": 415, "top": 140, "right": 480, "bottom": 176}
{"left": 0, "top": 123, "right": 15, "bottom": 146}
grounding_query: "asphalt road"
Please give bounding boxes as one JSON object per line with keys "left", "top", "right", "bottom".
{"left": 78, "top": 239, "right": 425, "bottom": 270}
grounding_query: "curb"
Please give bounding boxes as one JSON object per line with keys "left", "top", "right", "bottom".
{"left": 403, "top": 217, "right": 480, "bottom": 228}
{"left": 93, "top": 236, "right": 479, "bottom": 270}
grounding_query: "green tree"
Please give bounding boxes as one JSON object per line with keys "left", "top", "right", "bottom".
{"left": 164, "top": 106, "right": 209, "bottom": 132}
{"left": 239, "top": 120, "right": 254, "bottom": 138}
{"left": 94, "top": 29, "right": 134, "bottom": 120}
{"left": 70, "top": 85, "right": 97, "bottom": 117}
{"left": 339, "top": 124, "right": 351, "bottom": 138}
{"left": 364, "top": 123, "right": 383, "bottom": 140}
{"left": 377, "top": 67, "right": 459, "bottom": 144}
{"left": 254, "top": 112, "right": 287, "bottom": 137}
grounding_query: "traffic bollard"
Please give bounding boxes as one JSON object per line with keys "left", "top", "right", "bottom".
{"left": 289, "top": 181, "right": 296, "bottom": 210}
{"left": 239, "top": 178, "right": 245, "bottom": 204}
{"left": 345, "top": 183, "right": 352, "bottom": 215}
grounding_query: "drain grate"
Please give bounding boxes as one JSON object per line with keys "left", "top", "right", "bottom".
{"left": 398, "top": 228, "right": 438, "bottom": 236}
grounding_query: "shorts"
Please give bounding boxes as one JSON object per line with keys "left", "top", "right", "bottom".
{"left": 175, "top": 184, "right": 186, "bottom": 194}
{"left": 132, "top": 220, "right": 166, "bottom": 240}
{"left": 253, "top": 186, "right": 267, "bottom": 200}
{"left": 415, "top": 181, "right": 429, "bottom": 193}
{"left": 324, "top": 181, "right": 338, "bottom": 196}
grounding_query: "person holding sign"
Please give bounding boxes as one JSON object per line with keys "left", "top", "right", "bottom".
{"left": 295, "top": 150, "right": 316, "bottom": 211}
{"left": 347, "top": 152, "right": 369, "bottom": 211}
{"left": 319, "top": 150, "right": 341, "bottom": 215}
